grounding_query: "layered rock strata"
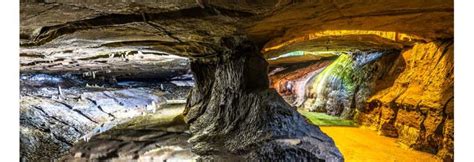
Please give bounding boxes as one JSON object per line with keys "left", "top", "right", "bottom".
{"left": 20, "top": 73, "right": 192, "bottom": 161}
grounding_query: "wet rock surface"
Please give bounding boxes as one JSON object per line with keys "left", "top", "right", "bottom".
{"left": 267, "top": 40, "right": 453, "bottom": 160}
{"left": 302, "top": 51, "right": 400, "bottom": 119}
{"left": 20, "top": 73, "right": 193, "bottom": 161}
{"left": 61, "top": 104, "right": 197, "bottom": 161}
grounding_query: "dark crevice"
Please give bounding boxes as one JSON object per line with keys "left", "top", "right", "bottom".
{"left": 21, "top": 58, "right": 65, "bottom": 66}
{"left": 142, "top": 12, "right": 183, "bottom": 43}
{"left": 23, "top": 6, "right": 254, "bottom": 46}
{"left": 84, "top": 97, "right": 116, "bottom": 119}
{"left": 324, "top": 8, "right": 453, "bottom": 22}
{"left": 53, "top": 100, "right": 99, "bottom": 124}
{"left": 435, "top": 96, "right": 454, "bottom": 135}
{"left": 101, "top": 92, "right": 124, "bottom": 106}
{"left": 51, "top": 133, "right": 74, "bottom": 147}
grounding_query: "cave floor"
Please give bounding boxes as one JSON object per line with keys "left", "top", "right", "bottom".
{"left": 320, "top": 126, "right": 441, "bottom": 162}
{"left": 299, "top": 111, "right": 441, "bottom": 161}
{"left": 62, "top": 105, "right": 441, "bottom": 161}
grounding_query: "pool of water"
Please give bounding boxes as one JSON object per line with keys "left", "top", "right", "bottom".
{"left": 320, "top": 126, "right": 441, "bottom": 162}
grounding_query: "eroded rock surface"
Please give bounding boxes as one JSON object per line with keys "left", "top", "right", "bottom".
{"left": 356, "top": 40, "right": 454, "bottom": 161}
{"left": 61, "top": 104, "right": 196, "bottom": 161}
{"left": 20, "top": 73, "right": 193, "bottom": 161}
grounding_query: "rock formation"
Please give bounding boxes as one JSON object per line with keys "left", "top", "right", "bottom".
{"left": 301, "top": 51, "right": 400, "bottom": 119}
{"left": 20, "top": 72, "right": 193, "bottom": 160}
{"left": 183, "top": 37, "right": 342, "bottom": 161}
{"left": 269, "top": 59, "right": 333, "bottom": 106}
{"left": 356, "top": 40, "right": 454, "bottom": 161}
{"left": 20, "top": 0, "right": 453, "bottom": 161}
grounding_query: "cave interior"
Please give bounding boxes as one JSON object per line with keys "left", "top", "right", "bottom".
{"left": 19, "top": 0, "right": 453, "bottom": 161}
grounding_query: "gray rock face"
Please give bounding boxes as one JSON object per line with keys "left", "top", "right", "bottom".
{"left": 60, "top": 105, "right": 196, "bottom": 161}
{"left": 19, "top": 73, "right": 193, "bottom": 161}
{"left": 183, "top": 38, "right": 343, "bottom": 161}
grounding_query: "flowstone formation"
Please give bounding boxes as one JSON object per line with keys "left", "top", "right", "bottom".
{"left": 183, "top": 37, "right": 342, "bottom": 161}
{"left": 302, "top": 51, "right": 399, "bottom": 119}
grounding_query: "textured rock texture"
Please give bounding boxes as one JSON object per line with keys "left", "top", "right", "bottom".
{"left": 256, "top": 0, "right": 453, "bottom": 56}
{"left": 21, "top": 50, "right": 191, "bottom": 82}
{"left": 61, "top": 104, "right": 196, "bottom": 161}
{"left": 302, "top": 51, "right": 400, "bottom": 119}
{"left": 20, "top": 0, "right": 453, "bottom": 59}
{"left": 356, "top": 40, "right": 454, "bottom": 161}
{"left": 183, "top": 38, "right": 342, "bottom": 161}
{"left": 20, "top": 73, "right": 192, "bottom": 161}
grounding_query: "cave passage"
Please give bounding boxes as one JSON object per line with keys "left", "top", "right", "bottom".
{"left": 19, "top": 1, "right": 453, "bottom": 161}
{"left": 268, "top": 40, "right": 453, "bottom": 161}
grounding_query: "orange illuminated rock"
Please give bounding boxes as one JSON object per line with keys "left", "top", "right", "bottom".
{"left": 356, "top": 41, "right": 454, "bottom": 161}
{"left": 269, "top": 60, "right": 332, "bottom": 105}
{"left": 262, "top": 30, "right": 425, "bottom": 53}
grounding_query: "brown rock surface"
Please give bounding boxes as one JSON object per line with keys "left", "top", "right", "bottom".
{"left": 269, "top": 60, "right": 333, "bottom": 105}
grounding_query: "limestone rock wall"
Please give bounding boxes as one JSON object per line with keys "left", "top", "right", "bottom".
{"left": 356, "top": 40, "right": 454, "bottom": 161}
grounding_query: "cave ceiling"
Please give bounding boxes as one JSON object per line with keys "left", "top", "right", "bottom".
{"left": 20, "top": 0, "right": 453, "bottom": 70}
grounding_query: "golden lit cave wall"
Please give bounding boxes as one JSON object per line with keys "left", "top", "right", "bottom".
{"left": 263, "top": 30, "right": 423, "bottom": 53}
{"left": 355, "top": 40, "right": 454, "bottom": 161}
